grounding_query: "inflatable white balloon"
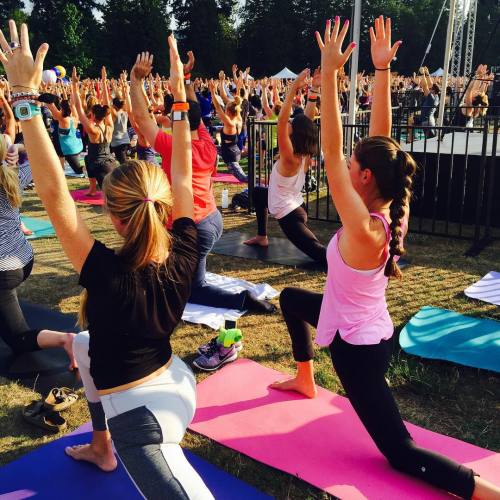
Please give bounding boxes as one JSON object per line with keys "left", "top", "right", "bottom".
{"left": 42, "top": 69, "right": 57, "bottom": 85}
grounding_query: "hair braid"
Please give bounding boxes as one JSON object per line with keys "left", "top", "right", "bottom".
{"left": 384, "top": 149, "right": 416, "bottom": 279}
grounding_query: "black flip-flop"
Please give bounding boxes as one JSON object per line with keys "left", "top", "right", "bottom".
{"left": 22, "top": 400, "right": 67, "bottom": 433}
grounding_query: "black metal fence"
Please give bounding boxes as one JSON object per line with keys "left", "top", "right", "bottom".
{"left": 247, "top": 116, "right": 499, "bottom": 254}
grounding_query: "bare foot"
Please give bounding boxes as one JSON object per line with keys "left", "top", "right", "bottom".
{"left": 20, "top": 222, "right": 33, "bottom": 236}
{"left": 63, "top": 333, "right": 77, "bottom": 370}
{"left": 270, "top": 377, "right": 317, "bottom": 399}
{"left": 65, "top": 443, "right": 117, "bottom": 472}
{"left": 85, "top": 190, "right": 98, "bottom": 197}
{"left": 244, "top": 235, "right": 269, "bottom": 247}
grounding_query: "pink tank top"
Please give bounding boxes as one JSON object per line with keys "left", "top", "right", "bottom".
{"left": 316, "top": 213, "right": 400, "bottom": 347}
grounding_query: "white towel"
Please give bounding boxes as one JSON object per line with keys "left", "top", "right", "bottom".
{"left": 465, "top": 271, "right": 500, "bottom": 306}
{"left": 181, "top": 272, "right": 279, "bottom": 330}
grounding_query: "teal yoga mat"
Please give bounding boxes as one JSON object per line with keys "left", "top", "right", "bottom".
{"left": 400, "top": 306, "right": 500, "bottom": 373}
{"left": 20, "top": 216, "right": 55, "bottom": 239}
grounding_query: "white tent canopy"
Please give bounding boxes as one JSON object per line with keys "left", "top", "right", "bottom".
{"left": 431, "top": 67, "right": 444, "bottom": 77}
{"left": 271, "top": 67, "right": 297, "bottom": 79}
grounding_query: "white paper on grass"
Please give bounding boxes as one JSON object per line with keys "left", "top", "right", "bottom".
{"left": 181, "top": 272, "right": 280, "bottom": 330}
{"left": 464, "top": 271, "right": 500, "bottom": 306}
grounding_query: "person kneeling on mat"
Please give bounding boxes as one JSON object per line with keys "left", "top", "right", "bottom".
{"left": 244, "top": 68, "right": 327, "bottom": 270}
{"left": 130, "top": 48, "right": 275, "bottom": 320}
{"left": 0, "top": 24, "right": 213, "bottom": 499}
{"left": 0, "top": 123, "right": 75, "bottom": 369}
{"left": 271, "top": 16, "right": 500, "bottom": 500}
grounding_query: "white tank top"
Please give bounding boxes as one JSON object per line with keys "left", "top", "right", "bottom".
{"left": 268, "top": 157, "right": 306, "bottom": 220}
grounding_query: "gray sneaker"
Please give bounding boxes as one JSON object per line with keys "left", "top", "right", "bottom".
{"left": 197, "top": 336, "right": 243, "bottom": 356}
{"left": 192, "top": 343, "right": 238, "bottom": 371}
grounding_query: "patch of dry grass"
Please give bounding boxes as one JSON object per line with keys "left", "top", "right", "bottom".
{"left": 1, "top": 177, "right": 499, "bottom": 499}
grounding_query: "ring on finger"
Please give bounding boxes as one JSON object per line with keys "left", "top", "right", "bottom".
{"left": 9, "top": 41, "right": 20, "bottom": 51}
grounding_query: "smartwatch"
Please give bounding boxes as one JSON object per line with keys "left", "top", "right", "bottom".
{"left": 171, "top": 111, "right": 188, "bottom": 122}
{"left": 13, "top": 101, "right": 41, "bottom": 121}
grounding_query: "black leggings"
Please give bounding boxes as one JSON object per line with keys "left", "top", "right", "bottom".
{"left": 279, "top": 287, "right": 475, "bottom": 499}
{"left": 86, "top": 158, "right": 116, "bottom": 188}
{"left": 253, "top": 186, "right": 327, "bottom": 269}
{"left": 65, "top": 154, "right": 83, "bottom": 175}
{"left": 0, "top": 260, "right": 41, "bottom": 354}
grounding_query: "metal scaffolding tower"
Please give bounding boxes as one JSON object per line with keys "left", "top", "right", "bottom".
{"left": 450, "top": 0, "right": 478, "bottom": 78}
{"left": 464, "top": 0, "right": 478, "bottom": 76}
{"left": 450, "top": 0, "right": 466, "bottom": 79}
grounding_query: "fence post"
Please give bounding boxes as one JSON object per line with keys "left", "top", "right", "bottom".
{"left": 247, "top": 117, "right": 255, "bottom": 214}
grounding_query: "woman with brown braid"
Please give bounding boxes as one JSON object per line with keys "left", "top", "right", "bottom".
{"left": 270, "top": 16, "right": 500, "bottom": 499}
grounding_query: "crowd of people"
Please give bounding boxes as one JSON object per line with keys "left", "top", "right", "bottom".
{"left": 0, "top": 15, "right": 499, "bottom": 500}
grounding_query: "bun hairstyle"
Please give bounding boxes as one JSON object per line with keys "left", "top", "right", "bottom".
{"left": 0, "top": 134, "right": 21, "bottom": 208}
{"left": 78, "top": 160, "right": 173, "bottom": 328}
{"left": 227, "top": 96, "right": 242, "bottom": 117}
{"left": 353, "top": 136, "right": 417, "bottom": 279}
{"left": 91, "top": 104, "right": 111, "bottom": 121}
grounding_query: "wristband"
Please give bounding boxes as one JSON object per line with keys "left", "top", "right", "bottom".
{"left": 375, "top": 67, "right": 390, "bottom": 71}
{"left": 171, "top": 111, "right": 189, "bottom": 122}
{"left": 184, "top": 73, "right": 191, "bottom": 84}
{"left": 171, "top": 101, "right": 190, "bottom": 112}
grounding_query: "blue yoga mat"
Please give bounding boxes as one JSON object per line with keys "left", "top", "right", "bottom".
{"left": 0, "top": 423, "right": 271, "bottom": 500}
{"left": 20, "top": 216, "right": 55, "bottom": 239}
{"left": 400, "top": 306, "right": 500, "bottom": 373}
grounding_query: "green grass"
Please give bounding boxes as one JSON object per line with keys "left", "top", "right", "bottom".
{"left": 1, "top": 177, "right": 499, "bottom": 499}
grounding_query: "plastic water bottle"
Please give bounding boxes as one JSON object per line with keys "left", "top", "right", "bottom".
{"left": 221, "top": 188, "right": 229, "bottom": 209}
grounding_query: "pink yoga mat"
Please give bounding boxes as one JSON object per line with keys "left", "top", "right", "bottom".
{"left": 212, "top": 173, "right": 243, "bottom": 184}
{"left": 70, "top": 189, "right": 104, "bottom": 206}
{"left": 189, "top": 359, "right": 500, "bottom": 499}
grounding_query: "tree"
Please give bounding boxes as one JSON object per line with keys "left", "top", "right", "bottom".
{"left": 29, "top": 0, "right": 96, "bottom": 74}
{"left": 171, "top": 0, "right": 237, "bottom": 75}
{"left": 102, "top": 0, "right": 170, "bottom": 75}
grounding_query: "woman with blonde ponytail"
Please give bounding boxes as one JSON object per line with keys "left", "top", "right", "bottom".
{"left": 210, "top": 80, "right": 247, "bottom": 181}
{"left": 0, "top": 22, "right": 212, "bottom": 499}
{"left": 272, "top": 16, "right": 500, "bottom": 499}
{"left": 0, "top": 124, "right": 75, "bottom": 366}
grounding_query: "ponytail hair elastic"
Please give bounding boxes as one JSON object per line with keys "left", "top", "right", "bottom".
{"left": 143, "top": 197, "right": 155, "bottom": 203}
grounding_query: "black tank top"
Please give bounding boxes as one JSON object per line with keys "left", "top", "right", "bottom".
{"left": 87, "top": 124, "right": 112, "bottom": 163}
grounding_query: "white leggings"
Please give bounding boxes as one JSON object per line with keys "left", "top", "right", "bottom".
{"left": 73, "top": 332, "right": 213, "bottom": 500}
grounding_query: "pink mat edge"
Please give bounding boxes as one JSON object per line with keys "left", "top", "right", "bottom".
{"left": 189, "top": 358, "right": 499, "bottom": 499}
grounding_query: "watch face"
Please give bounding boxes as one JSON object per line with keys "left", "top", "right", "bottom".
{"left": 19, "top": 105, "right": 30, "bottom": 117}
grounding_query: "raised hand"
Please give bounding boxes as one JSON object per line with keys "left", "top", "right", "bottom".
{"left": 218, "top": 70, "right": 225, "bottom": 81}
{"left": 101, "top": 66, "right": 107, "bottom": 81}
{"left": 315, "top": 17, "right": 355, "bottom": 75}
{"left": 0, "top": 21, "right": 48, "bottom": 91}
{"left": 208, "top": 79, "right": 216, "bottom": 93}
{"left": 183, "top": 50, "right": 195, "bottom": 75}
{"left": 131, "top": 52, "right": 153, "bottom": 81}
{"left": 168, "top": 35, "right": 185, "bottom": 101}
{"left": 291, "top": 68, "right": 310, "bottom": 90}
{"left": 370, "top": 16, "right": 401, "bottom": 70}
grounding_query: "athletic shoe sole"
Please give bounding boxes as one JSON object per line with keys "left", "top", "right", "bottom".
{"left": 197, "top": 343, "right": 243, "bottom": 356}
{"left": 192, "top": 351, "right": 238, "bottom": 372}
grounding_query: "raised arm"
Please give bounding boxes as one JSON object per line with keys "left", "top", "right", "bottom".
{"left": 0, "top": 21, "right": 93, "bottom": 272}
{"left": 317, "top": 18, "right": 376, "bottom": 240}
{"left": 182, "top": 50, "right": 196, "bottom": 102}
{"left": 369, "top": 16, "right": 401, "bottom": 137}
{"left": 71, "top": 67, "right": 99, "bottom": 135}
{"left": 261, "top": 81, "right": 273, "bottom": 118}
{"left": 218, "top": 72, "right": 231, "bottom": 104}
{"left": 167, "top": 35, "right": 193, "bottom": 221}
{"left": 47, "top": 102, "right": 63, "bottom": 122}
{"left": 209, "top": 79, "right": 231, "bottom": 126}
{"left": 278, "top": 69, "right": 309, "bottom": 166}
{"left": 130, "top": 52, "right": 160, "bottom": 148}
